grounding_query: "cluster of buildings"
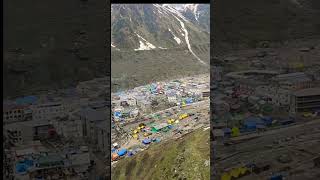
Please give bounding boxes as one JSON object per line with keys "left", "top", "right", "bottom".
{"left": 111, "top": 75, "right": 210, "bottom": 123}
{"left": 3, "top": 77, "right": 111, "bottom": 179}
{"left": 5, "top": 141, "right": 90, "bottom": 179}
{"left": 213, "top": 69, "right": 320, "bottom": 126}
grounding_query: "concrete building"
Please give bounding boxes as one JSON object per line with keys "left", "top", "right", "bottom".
{"left": 52, "top": 116, "right": 83, "bottom": 139}
{"left": 273, "top": 72, "right": 312, "bottom": 90}
{"left": 95, "top": 121, "right": 110, "bottom": 155}
{"left": 73, "top": 108, "right": 108, "bottom": 144}
{"left": 4, "top": 122, "right": 33, "bottom": 146}
{"left": 167, "top": 96, "right": 178, "bottom": 104}
{"left": 31, "top": 101, "right": 66, "bottom": 121}
{"left": 290, "top": 88, "right": 320, "bottom": 114}
{"left": 3, "top": 103, "right": 28, "bottom": 124}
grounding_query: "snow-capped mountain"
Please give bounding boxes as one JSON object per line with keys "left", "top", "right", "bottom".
{"left": 111, "top": 4, "right": 210, "bottom": 92}
{"left": 111, "top": 4, "right": 209, "bottom": 55}
{"left": 180, "top": 4, "right": 210, "bottom": 32}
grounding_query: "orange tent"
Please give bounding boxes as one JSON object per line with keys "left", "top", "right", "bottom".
{"left": 112, "top": 153, "right": 119, "bottom": 161}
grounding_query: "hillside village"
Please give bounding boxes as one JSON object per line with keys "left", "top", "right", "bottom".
{"left": 211, "top": 40, "right": 320, "bottom": 180}
{"left": 3, "top": 77, "right": 110, "bottom": 179}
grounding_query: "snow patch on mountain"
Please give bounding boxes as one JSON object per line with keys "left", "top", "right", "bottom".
{"left": 134, "top": 33, "right": 156, "bottom": 51}
{"left": 111, "top": 42, "right": 120, "bottom": 51}
{"left": 168, "top": 28, "right": 181, "bottom": 44}
{"left": 183, "top": 4, "right": 200, "bottom": 22}
{"left": 172, "top": 15, "right": 207, "bottom": 65}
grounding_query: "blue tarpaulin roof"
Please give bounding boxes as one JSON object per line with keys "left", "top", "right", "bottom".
{"left": 244, "top": 121, "right": 257, "bottom": 129}
{"left": 117, "top": 149, "right": 127, "bottom": 156}
{"left": 16, "top": 163, "right": 28, "bottom": 173}
{"left": 128, "top": 151, "right": 134, "bottom": 157}
{"left": 15, "top": 96, "right": 37, "bottom": 105}
{"left": 142, "top": 139, "right": 151, "bottom": 144}
{"left": 223, "top": 128, "right": 232, "bottom": 134}
{"left": 270, "top": 175, "right": 283, "bottom": 180}
{"left": 262, "top": 116, "right": 273, "bottom": 125}
{"left": 245, "top": 117, "right": 265, "bottom": 125}
{"left": 186, "top": 98, "right": 193, "bottom": 104}
{"left": 262, "top": 116, "right": 272, "bottom": 121}
{"left": 114, "top": 111, "right": 122, "bottom": 117}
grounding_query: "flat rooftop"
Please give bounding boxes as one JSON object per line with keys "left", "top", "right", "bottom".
{"left": 294, "top": 88, "right": 320, "bottom": 97}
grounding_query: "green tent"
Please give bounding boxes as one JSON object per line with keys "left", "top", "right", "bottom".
{"left": 262, "top": 104, "right": 273, "bottom": 113}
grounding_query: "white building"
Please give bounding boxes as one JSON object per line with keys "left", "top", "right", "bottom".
{"left": 31, "top": 101, "right": 66, "bottom": 121}
{"left": 167, "top": 96, "right": 178, "bottom": 104}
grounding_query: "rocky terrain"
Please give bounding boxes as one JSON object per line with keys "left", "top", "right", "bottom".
{"left": 111, "top": 4, "right": 210, "bottom": 92}
{"left": 212, "top": 0, "right": 320, "bottom": 54}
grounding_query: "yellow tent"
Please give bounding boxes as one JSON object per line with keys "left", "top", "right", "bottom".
{"left": 231, "top": 127, "right": 240, "bottom": 137}
{"left": 179, "top": 114, "right": 188, "bottom": 120}
{"left": 132, "top": 134, "right": 138, "bottom": 139}
{"left": 221, "top": 173, "right": 231, "bottom": 180}
{"left": 238, "top": 166, "right": 249, "bottom": 175}
{"left": 230, "top": 168, "right": 241, "bottom": 178}
{"left": 167, "top": 119, "right": 175, "bottom": 124}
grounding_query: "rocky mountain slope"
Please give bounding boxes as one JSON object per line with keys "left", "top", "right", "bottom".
{"left": 3, "top": 0, "right": 108, "bottom": 98}
{"left": 180, "top": 4, "right": 210, "bottom": 32}
{"left": 111, "top": 4, "right": 210, "bottom": 92}
{"left": 213, "top": 0, "right": 320, "bottom": 54}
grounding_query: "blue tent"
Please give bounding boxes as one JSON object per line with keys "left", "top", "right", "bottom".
{"left": 186, "top": 98, "right": 193, "bottom": 104}
{"left": 142, "top": 138, "right": 151, "bottom": 144}
{"left": 244, "top": 121, "right": 257, "bottom": 130}
{"left": 114, "top": 111, "right": 122, "bottom": 118}
{"left": 262, "top": 116, "right": 273, "bottom": 125}
{"left": 117, "top": 149, "right": 127, "bottom": 156}
{"left": 25, "top": 159, "right": 34, "bottom": 166}
{"left": 223, "top": 128, "right": 232, "bottom": 134}
{"left": 127, "top": 151, "right": 134, "bottom": 157}
{"left": 15, "top": 96, "right": 37, "bottom": 105}
{"left": 244, "top": 117, "right": 265, "bottom": 130}
{"left": 16, "top": 163, "right": 27, "bottom": 173}
{"left": 270, "top": 175, "right": 283, "bottom": 180}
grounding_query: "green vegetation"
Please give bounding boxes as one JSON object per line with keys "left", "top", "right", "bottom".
{"left": 112, "top": 130, "right": 210, "bottom": 180}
